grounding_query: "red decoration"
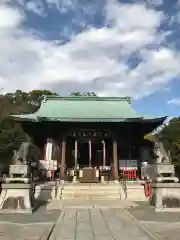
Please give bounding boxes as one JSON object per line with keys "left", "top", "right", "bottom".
{"left": 144, "top": 181, "right": 151, "bottom": 198}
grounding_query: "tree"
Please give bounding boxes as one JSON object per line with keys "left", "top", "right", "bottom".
{"left": 156, "top": 117, "right": 180, "bottom": 166}
{"left": 144, "top": 132, "right": 154, "bottom": 142}
{"left": 70, "top": 92, "right": 97, "bottom": 96}
{"left": 0, "top": 119, "right": 28, "bottom": 171}
{"left": 0, "top": 89, "right": 58, "bottom": 171}
{"left": 0, "top": 90, "right": 98, "bottom": 170}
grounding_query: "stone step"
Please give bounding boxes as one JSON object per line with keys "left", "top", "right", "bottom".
{"left": 62, "top": 184, "right": 121, "bottom": 190}
{"left": 62, "top": 186, "right": 122, "bottom": 191}
{"left": 126, "top": 186, "right": 144, "bottom": 190}
{"left": 59, "top": 183, "right": 124, "bottom": 200}
{"left": 61, "top": 195, "right": 91, "bottom": 200}
{"left": 62, "top": 191, "right": 120, "bottom": 196}
{"left": 61, "top": 191, "right": 121, "bottom": 196}
{"left": 91, "top": 195, "right": 121, "bottom": 200}
{"left": 126, "top": 189, "right": 147, "bottom": 201}
{"left": 61, "top": 194, "right": 121, "bottom": 200}
{"left": 126, "top": 188, "right": 145, "bottom": 192}
{"left": 58, "top": 182, "right": 146, "bottom": 201}
{"left": 62, "top": 187, "right": 121, "bottom": 191}
{"left": 90, "top": 186, "right": 121, "bottom": 190}
{"left": 61, "top": 189, "right": 121, "bottom": 195}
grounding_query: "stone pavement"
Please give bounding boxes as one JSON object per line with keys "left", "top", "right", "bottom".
{"left": 1, "top": 200, "right": 180, "bottom": 240}
{"left": 50, "top": 208, "right": 153, "bottom": 240}
{"left": 0, "top": 222, "right": 54, "bottom": 240}
{"left": 0, "top": 205, "right": 60, "bottom": 224}
{"left": 0, "top": 205, "right": 60, "bottom": 240}
{"left": 141, "top": 221, "right": 180, "bottom": 240}
{"left": 47, "top": 199, "right": 138, "bottom": 210}
{"left": 128, "top": 201, "right": 180, "bottom": 240}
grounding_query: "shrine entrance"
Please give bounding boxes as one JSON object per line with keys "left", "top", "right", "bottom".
{"left": 67, "top": 129, "right": 110, "bottom": 169}
{"left": 76, "top": 139, "right": 107, "bottom": 168}
{"left": 64, "top": 129, "right": 114, "bottom": 183}
{"left": 78, "top": 140, "right": 89, "bottom": 167}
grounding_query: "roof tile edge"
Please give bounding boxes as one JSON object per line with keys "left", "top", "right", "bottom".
{"left": 42, "top": 95, "right": 132, "bottom": 103}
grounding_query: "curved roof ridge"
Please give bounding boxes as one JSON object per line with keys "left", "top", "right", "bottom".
{"left": 42, "top": 95, "right": 132, "bottom": 103}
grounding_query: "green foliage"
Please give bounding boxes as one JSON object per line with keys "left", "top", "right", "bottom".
{"left": 156, "top": 117, "right": 180, "bottom": 166}
{"left": 0, "top": 90, "right": 97, "bottom": 171}
{"left": 144, "top": 132, "right": 154, "bottom": 142}
{"left": 0, "top": 89, "right": 59, "bottom": 171}
{"left": 70, "top": 92, "right": 97, "bottom": 96}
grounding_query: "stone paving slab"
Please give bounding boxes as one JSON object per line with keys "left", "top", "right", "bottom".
{"left": 0, "top": 205, "right": 60, "bottom": 240}
{"left": 127, "top": 201, "right": 180, "bottom": 240}
{"left": 0, "top": 222, "right": 54, "bottom": 240}
{"left": 0, "top": 205, "right": 60, "bottom": 224}
{"left": 50, "top": 208, "right": 153, "bottom": 240}
{"left": 141, "top": 221, "right": 180, "bottom": 240}
{"left": 127, "top": 201, "right": 180, "bottom": 222}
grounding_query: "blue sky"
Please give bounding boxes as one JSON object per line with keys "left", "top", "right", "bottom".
{"left": 1, "top": 0, "right": 180, "bottom": 118}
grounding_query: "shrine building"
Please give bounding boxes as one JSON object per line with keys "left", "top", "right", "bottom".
{"left": 12, "top": 96, "right": 166, "bottom": 183}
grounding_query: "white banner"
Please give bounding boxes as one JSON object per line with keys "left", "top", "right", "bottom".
{"left": 45, "top": 143, "right": 53, "bottom": 161}
{"left": 39, "top": 160, "right": 57, "bottom": 170}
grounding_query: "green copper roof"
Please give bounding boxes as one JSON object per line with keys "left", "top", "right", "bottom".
{"left": 11, "top": 96, "right": 167, "bottom": 123}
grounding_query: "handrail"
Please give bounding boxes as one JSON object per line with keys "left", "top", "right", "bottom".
{"left": 120, "top": 177, "right": 127, "bottom": 199}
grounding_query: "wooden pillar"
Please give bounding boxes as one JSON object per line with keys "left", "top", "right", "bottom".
{"left": 102, "top": 140, "right": 106, "bottom": 167}
{"left": 113, "top": 139, "right": 119, "bottom": 181}
{"left": 74, "top": 139, "right": 78, "bottom": 168}
{"left": 60, "top": 137, "right": 66, "bottom": 181}
{"left": 89, "top": 140, "right": 92, "bottom": 167}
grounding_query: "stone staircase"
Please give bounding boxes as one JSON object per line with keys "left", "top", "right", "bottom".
{"left": 34, "top": 182, "right": 57, "bottom": 201}
{"left": 57, "top": 183, "right": 125, "bottom": 200}
{"left": 123, "top": 181, "right": 147, "bottom": 201}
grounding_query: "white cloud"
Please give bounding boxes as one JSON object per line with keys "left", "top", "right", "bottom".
{"left": 0, "top": 0, "right": 179, "bottom": 99}
{"left": 0, "top": 4, "right": 23, "bottom": 28}
{"left": 106, "top": 1, "right": 163, "bottom": 31}
{"left": 167, "top": 98, "right": 180, "bottom": 105}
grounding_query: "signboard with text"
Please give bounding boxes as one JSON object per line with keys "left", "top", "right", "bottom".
{"left": 67, "top": 130, "right": 109, "bottom": 138}
{"left": 119, "top": 160, "right": 138, "bottom": 169}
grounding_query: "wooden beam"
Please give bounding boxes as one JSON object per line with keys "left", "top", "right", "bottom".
{"left": 113, "top": 139, "right": 119, "bottom": 181}
{"left": 89, "top": 140, "right": 92, "bottom": 167}
{"left": 60, "top": 137, "right": 66, "bottom": 180}
{"left": 74, "top": 139, "right": 78, "bottom": 168}
{"left": 102, "top": 140, "right": 106, "bottom": 167}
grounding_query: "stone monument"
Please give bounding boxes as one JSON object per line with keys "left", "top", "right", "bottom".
{"left": 153, "top": 141, "right": 178, "bottom": 183}
{"left": 150, "top": 140, "right": 180, "bottom": 211}
{"left": 0, "top": 142, "right": 35, "bottom": 213}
